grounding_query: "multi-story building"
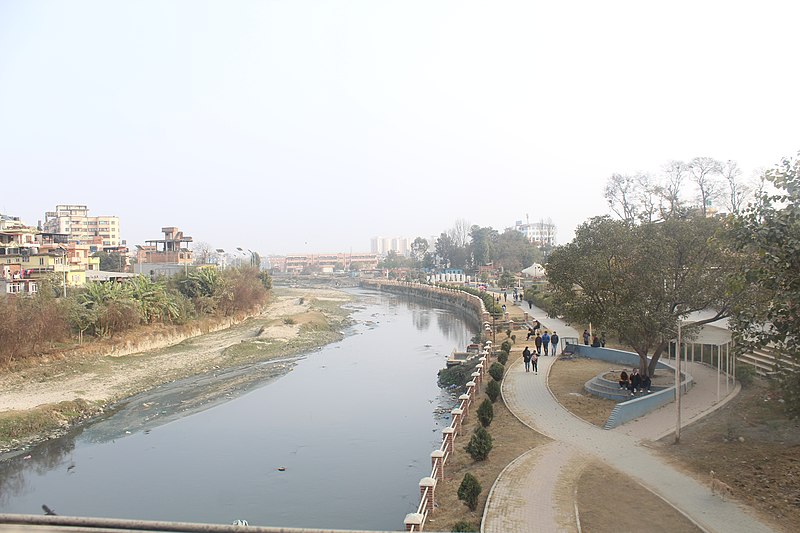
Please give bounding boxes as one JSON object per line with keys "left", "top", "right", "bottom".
{"left": 43, "top": 204, "right": 121, "bottom": 250}
{"left": 134, "top": 227, "right": 193, "bottom": 277}
{"left": 280, "top": 252, "right": 379, "bottom": 274}
{"left": 513, "top": 219, "right": 557, "bottom": 248}
{"left": 371, "top": 236, "right": 411, "bottom": 256}
{"left": 1, "top": 214, "right": 98, "bottom": 294}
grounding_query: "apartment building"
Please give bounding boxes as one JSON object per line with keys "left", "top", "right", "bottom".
{"left": 370, "top": 236, "right": 411, "bottom": 256}
{"left": 1, "top": 214, "right": 99, "bottom": 293}
{"left": 513, "top": 219, "right": 557, "bottom": 247}
{"left": 43, "top": 204, "right": 121, "bottom": 250}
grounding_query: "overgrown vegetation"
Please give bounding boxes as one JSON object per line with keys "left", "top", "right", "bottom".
{"left": 0, "top": 267, "right": 271, "bottom": 366}
{"left": 438, "top": 359, "right": 478, "bottom": 390}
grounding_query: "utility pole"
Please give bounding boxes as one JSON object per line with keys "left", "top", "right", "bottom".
{"left": 675, "top": 319, "right": 682, "bottom": 444}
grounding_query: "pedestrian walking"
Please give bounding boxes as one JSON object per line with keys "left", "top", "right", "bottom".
{"left": 550, "top": 331, "right": 559, "bottom": 355}
{"left": 583, "top": 329, "right": 590, "bottom": 345}
{"left": 522, "top": 346, "right": 532, "bottom": 372}
{"left": 534, "top": 333, "right": 543, "bottom": 355}
{"left": 541, "top": 331, "right": 551, "bottom": 355}
{"left": 531, "top": 352, "right": 539, "bottom": 374}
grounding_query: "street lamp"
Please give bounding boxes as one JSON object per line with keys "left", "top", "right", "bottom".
{"left": 675, "top": 319, "right": 682, "bottom": 444}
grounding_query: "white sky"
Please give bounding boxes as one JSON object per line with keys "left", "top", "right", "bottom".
{"left": 1, "top": 1, "right": 798, "bottom": 255}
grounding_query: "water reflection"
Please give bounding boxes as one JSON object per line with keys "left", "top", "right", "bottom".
{"left": 0, "top": 289, "right": 476, "bottom": 529}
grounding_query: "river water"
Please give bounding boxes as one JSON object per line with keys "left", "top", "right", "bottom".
{"left": 0, "top": 289, "right": 476, "bottom": 530}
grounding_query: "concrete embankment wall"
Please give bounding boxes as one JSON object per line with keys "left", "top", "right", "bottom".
{"left": 359, "top": 280, "right": 486, "bottom": 331}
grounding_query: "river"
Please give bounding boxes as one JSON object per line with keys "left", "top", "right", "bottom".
{"left": 0, "top": 289, "right": 477, "bottom": 530}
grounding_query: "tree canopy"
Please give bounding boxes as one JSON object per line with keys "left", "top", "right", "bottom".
{"left": 547, "top": 215, "right": 740, "bottom": 375}
{"left": 729, "top": 154, "right": 800, "bottom": 415}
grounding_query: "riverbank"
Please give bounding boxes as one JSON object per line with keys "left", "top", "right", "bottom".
{"left": 0, "top": 287, "right": 354, "bottom": 456}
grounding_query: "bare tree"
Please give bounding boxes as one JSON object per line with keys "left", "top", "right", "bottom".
{"left": 688, "top": 156, "right": 723, "bottom": 216}
{"left": 604, "top": 173, "right": 638, "bottom": 223}
{"left": 634, "top": 173, "right": 659, "bottom": 223}
{"left": 660, "top": 160, "right": 687, "bottom": 217}
{"left": 192, "top": 241, "right": 213, "bottom": 265}
{"left": 720, "top": 160, "right": 751, "bottom": 214}
{"left": 448, "top": 218, "right": 471, "bottom": 249}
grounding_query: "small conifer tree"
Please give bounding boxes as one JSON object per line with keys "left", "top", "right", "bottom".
{"left": 465, "top": 426, "right": 493, "bottom": 461}
{"left": 477, "top": 398, "right": 494, "bottom": 427}
{"left": 457, "top": 473, "right": 482, "bottom": 511}
{"left": 486, "top": 380, "right": 501, "bottom": 402}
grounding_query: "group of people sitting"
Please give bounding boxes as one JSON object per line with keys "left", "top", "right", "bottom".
{"left": 618, "top": 368, "right": 652, "bottom": 395}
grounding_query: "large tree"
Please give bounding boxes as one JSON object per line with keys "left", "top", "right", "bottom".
{"left": 547, "top": 215, "right": 738, "bottom": 375}
{"left": 729, "top": 154, "right": 800, "bottom": 415}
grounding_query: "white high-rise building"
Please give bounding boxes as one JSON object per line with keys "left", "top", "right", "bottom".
{"left": 371, "top": 236, "right": 412, "bottom": 256}
{"left": 43, "top": 204, "right": 121, "bottom": 250}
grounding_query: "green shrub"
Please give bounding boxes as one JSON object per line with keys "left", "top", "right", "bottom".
{"left": 477, "top": 398, "right": 494, "bottom": 427}
{"left": 489, "top": 362, "right": 505, "bottom": 382}
{"left": 451, "top": 520, "right": 479, "bottom": 532}
{"left": 497, "top": 351, "right": 508, "bottom": 365}
{"left": 736, "top": 363, "right": 757, "bottom": 387}
{"left": 501, "top": 339, "right": 512, "bottom": 353}
{"left": 465, "top": 426, "right": 493, "bottom": 461}
{"left": 486, "top": 380, "right": 501, "bottom": 402}
{"left": 457, "top": 473, "right": 482, "bottom": 511}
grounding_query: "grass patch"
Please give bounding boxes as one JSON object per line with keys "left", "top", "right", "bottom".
{"left": 0, "top": 399, "right": 102, "bottom": 447}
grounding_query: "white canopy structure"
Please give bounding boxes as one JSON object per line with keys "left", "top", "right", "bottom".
{"left": 521, "top": 263, "right": 545, "bottom": 278}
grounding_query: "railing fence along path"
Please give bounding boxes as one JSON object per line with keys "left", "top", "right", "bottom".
{"left": 359, "top": 280, "right": 492, "bottom": 532}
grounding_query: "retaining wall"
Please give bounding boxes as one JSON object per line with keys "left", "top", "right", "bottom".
{"left": 570, "top": 345, "right": 694, "bottom": 429}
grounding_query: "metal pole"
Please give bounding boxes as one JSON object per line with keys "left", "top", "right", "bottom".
{"left": 675, "top": 320, "right": 681, "bottom": 444}
{"left": 711, "top": 346, "right": 722, "bottom": 403}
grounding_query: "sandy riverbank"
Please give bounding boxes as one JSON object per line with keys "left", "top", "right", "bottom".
{"left": 0, "top": 287, "right": 354, "bottom": 454}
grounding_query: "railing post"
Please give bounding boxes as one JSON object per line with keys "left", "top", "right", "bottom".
{"left": 420, "top": 477, "right": 436, "bottom": 514}
{"left": 471, "top": 371, "right": 481, "bottom": 389}
{"left": 451, "top": 408, "right": 463, "bottom": 433}
{"left": 442, "top": 427, "right": 455, "bottom": 452}
{"left": 404, "top": 513, "right": 424, "bottom": 531}
{"left": 431, "top": 449, "right": 445, "bottom": 480}
{"left": 459, "top": 394, "right": 471, "bottom": 417}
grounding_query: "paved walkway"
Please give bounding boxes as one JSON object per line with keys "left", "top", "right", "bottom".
{"left": 481, "top": 300, "right": 775, "bottom": 533}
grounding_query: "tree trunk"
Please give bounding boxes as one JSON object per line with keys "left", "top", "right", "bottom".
{"left": 647, "top": 340, "right": 669, "bottom": 377}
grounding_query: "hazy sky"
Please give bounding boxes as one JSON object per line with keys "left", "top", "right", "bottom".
{"left": 1, "top": 1, "right": 798, "bottom": 256}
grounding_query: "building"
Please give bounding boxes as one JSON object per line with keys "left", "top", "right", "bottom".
{"left": 42, "top": 204, "right": 121, "bottom": 250}
{"left": 371, "top": 236, "right": 411, "bottom": 256}
{"left": 278, "top": 252, "right": 379, "bottom": 274}
{"left": 513, "top": 218, "right": 557, "bottom": 247}
{"left": 134, "top": 227, "right": 193, "bottom": 277}
{"left": 1, "top": 214, "right": 99, "bottom": 293}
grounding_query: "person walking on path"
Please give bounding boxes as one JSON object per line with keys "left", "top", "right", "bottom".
{"left": 550, "top": 331, "right": 559, "bottom": 355}
{"left": 522, "top": 346, "right": 532, "bottom": 372}
{"left": 534, "top": 333, "right": 543, "bottom": 355}
{"left": 531, "top": 351, "right": 539, "bottom": 374}
{"left": 541, "top": 331, "right": 551, "bottom": 355}
{"left": 583, "top": 329, "right": 590, "bottom": 345}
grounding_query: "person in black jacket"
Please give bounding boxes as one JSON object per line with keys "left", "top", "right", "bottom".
{"left": 629, "top": 369, "right": 642, "bottom": 395}
{"left": 641, "top": 372, "right": 652, "bottom": 393}
{"left": 522, "top": 346, "right": 532, "bottom": 372}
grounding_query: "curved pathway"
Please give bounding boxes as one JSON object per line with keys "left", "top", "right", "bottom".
{"left": 482, "top": 301, "right": 775, "bottom": 533}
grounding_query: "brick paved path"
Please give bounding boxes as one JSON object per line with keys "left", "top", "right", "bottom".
{"left": 481, "top": 301, "right": 775, "bottom": 533}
